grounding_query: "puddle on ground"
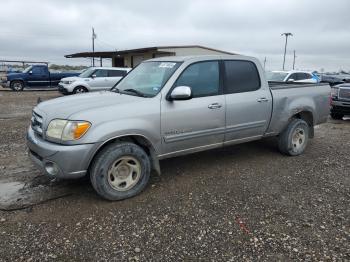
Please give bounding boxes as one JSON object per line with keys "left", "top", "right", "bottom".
{"left": 0, "top": 181, "right": 25, "bottom": 202}
{"left": 0, "top": 176, "right": 89, "bottom": 211}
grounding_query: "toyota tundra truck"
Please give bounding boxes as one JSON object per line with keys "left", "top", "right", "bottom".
{"left": 26, "top": 55, "right": 330, "bottom": 200}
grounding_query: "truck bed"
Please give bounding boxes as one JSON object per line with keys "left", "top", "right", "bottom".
{"left": 265, "top": 82, "right": 330, "bottom": 135}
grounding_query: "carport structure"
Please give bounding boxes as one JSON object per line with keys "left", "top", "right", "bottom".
{"left": 65, "top": 45, "right": 235, "bottom": 68}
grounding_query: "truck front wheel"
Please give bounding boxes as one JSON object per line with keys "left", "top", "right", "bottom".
{"left": 90, "top": 142, "right": 151, "bottom": 200}
{"left": 278, "top": 118, "right": 310, "bottom": 156}
{"left": 10, "top": 81, "right": 24, "bottom": 91}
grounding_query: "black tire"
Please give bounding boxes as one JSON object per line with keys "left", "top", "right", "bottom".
{"left": 330, "top": 112, "right": 344, "bottom": 120}
{"left": 90, "top": 142, "right": 151, "bottom": 200}
{"left": 73, "top": 86, "right": 88, "bottom": 94}
{"left": 278, "top": 118, "right": 310, "bottom": 156}
{"left": 10, "top": 81, "right": 24, "bottom": 91}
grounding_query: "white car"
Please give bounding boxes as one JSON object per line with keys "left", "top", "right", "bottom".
{"left": 58, "top": 67, "right": 131, "bottom": 94}
{"left": 266, "top": 70, "right": 320, "bottom": 83}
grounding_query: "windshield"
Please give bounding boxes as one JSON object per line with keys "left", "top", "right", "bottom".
{"left": 113, "top": 61, "right": 181, "bottom": 97}
{"left": 266, "top": 71, "right": 289, "bottom": 82}
{"left": 23, "top": 66, "right": 33, "bottom": 73}
{"left": 79, "top": 68, "right": 95, "bottom": 78}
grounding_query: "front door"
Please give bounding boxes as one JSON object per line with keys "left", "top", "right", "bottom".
{"left": 27, "top": 66, "right": 50, "bottom": 88}
{"left": 89, "top": 69, "right": 109, "bottom": 90}
{"left": 223, "top": 60, "right": 272, "bottom": 142}
{"left": 160, "top": 61, "right": 225, "bottom": 156}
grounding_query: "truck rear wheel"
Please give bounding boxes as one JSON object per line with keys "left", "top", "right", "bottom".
{"left": 330, "top": 112, "right": 344, "bottom": 120}
{"left": 278, "top": 118, "right": 309, "bottom": 156}
{"left": 90, "top": 142, "right": 151, "bottom": 200}
{"left": 10, "top": 81, "right": 24, "bottom": 91}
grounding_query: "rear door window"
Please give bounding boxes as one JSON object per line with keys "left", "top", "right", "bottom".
{"left": 108, "top": 70, "right": 127, "bottom": 77}
{"left": 223, "top": 60, "right": 261, "bottom": 94}
{"left": 300, "top": 73, "right": 312, "bottom": 80}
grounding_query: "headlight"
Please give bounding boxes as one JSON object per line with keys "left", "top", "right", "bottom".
{"left": 46, "top": 119, "right": 91, "bottom": 141}
{"left": 62, "top": 80, "right": 75, "bottom": 85}
{"left": 331, "top": 87, "right": 339, "bottom": 97}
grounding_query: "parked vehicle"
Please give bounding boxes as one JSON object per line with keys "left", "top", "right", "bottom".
{"left": 266, "top": 70, "right": 320, "bottom": 83}
{"left": 27, "top": 55, "right": 330, "bottom": 200}
{"left": 58, "top": 67, "right": 131, "bottom": 94}
{"left": 2, "top": 65, "right": 79, "bottom": 91}
{"left": 330, "top": 83, "right": 350, "bottom": 119}
{"left": 317, "top": 74, "right": 344, "bottom": 87}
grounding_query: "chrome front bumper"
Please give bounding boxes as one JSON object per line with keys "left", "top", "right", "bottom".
{"left": 26, "top": 126, "right": 99, "bottom": 179}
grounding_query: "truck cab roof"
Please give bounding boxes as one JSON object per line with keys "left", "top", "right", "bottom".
{"left": 147, "top": 54, "right": 258, "bottom": 63}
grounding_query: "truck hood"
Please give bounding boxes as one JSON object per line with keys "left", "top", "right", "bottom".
{"left": 35, "top": 91, "right": 143, "bottom": 121}
{"left": 6, "top": 72, "right": 26, "bottom": 80}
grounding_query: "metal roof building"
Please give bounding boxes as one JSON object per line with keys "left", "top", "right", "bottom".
{"left": 65, "top": 45, "right": 235, "bottom": 68}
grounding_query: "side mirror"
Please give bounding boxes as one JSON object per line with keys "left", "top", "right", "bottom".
{"left": 29, "top": 71, "right": 33, "bottom": 75}
{"left": 287, "top": 78, "right": 295, "bottom": 82}
{"left": 169, "top": 86, "right": 192, "bottom": 100}
{"left": 91, "top": 74, "right": 96, "bottom": 78}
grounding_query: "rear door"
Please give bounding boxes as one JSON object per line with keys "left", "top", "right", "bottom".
{"left": 161, "top": 61, "right": 225, "bottom": 155}
{"left": 27, "top": 66, "right": 50, "bottom": 88}
{"left": 89, "top": 69, "right": 109, "bottom": 90}
{"left": 223, "top": 60, "right": 272, "bottom": 142}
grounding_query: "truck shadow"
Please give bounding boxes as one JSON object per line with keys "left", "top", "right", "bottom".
{"left": 158, "top": 137, "right": 279, "bottom": 181}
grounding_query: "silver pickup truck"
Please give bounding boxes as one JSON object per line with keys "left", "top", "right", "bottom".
{"left": 26, "top": 55, "right": 330, "bottom": 200}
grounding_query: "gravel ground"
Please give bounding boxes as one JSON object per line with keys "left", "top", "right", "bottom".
{"left": 0, "top": 88, "right": 349, "bottom": 261}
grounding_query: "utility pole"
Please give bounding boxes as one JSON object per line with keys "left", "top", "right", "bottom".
{"left": 92, "top": 27, "right": 97, "bottom": 66}
{"left": 292, "top": 50, "right": 296, "bottom": 70}
{"left": 281, "top": 32, "right": 293, "bottom": 70}
{"left": 263, "top": 57, "right": 267, "bottom": 70}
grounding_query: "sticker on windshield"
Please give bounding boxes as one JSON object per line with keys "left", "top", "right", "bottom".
{"left": 159, "top": 62, "right": 176, "bottom": 68}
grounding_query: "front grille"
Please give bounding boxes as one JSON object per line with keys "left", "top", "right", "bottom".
{"left": 339, "top": 88, "right": 350, "bottom": 101}
{"left": 31, "top": 111, "right": 43, "bottom": 136}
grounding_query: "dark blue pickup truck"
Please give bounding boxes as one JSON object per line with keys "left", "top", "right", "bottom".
{"left": 1, "top": 65, "right": 79, "bottom": 91}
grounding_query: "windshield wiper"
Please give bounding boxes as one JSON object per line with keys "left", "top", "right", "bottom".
{"left": 122, "top": 88, "right": 148, "bottom": 97}
{"left": 111, "top": 87, "right": 120, "bottom": 93}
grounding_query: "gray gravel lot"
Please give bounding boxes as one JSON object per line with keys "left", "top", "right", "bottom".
{"left": 0, "top": 88, "right": 349, "bottom": 261}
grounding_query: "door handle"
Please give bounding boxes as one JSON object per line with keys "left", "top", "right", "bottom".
{"left": 208, "top": 103, "right": 222, "bottom": 109}
{"left": 257, "top": 97, "right": 269, "bottom": 103}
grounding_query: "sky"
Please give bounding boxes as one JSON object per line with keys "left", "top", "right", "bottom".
{"left": 0, "top": 0, "right": 349, "bottom": 72}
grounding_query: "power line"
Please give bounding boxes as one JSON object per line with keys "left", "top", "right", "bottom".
{"left": 96, "top": 39, "right": 117, "bottom": 50}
